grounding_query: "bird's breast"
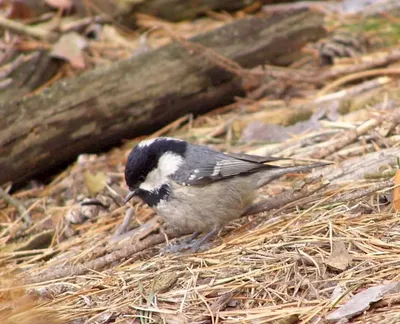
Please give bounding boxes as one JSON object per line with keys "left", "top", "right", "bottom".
{"left": 154, "top": 178, "right": 256, "bottom": 232}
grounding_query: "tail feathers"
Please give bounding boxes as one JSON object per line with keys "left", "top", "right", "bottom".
{"left": 256, "top": 162, "right": 329, "bottom": 189}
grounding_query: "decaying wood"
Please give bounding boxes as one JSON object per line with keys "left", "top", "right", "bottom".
{"left": 0, "top": 51, "right": 61, "bottom": 104}
{"left": 80, "top": 0, "right": 291, "bottom": 25}
{"left": 316, "top": 146, "right": 400, "bottom": 184}
{"left": 0, "top": 9, "right": 325, "bottom": 186}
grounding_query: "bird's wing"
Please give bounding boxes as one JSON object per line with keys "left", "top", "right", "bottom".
{"left": 227, "top": 152, "right": 289, "bottom": 163}
{"left": 171, "top": 146, "right": 283, "bottom": 186}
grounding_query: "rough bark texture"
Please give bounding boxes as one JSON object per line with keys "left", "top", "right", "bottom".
{"left": 316, "top": 147, "right": 400, "bottom": 184}
{"left": 0, "top": 10, "right": 326, "bottom": 186}
{"left": 0, "top": 51, "right": 61, "bottom": 104}
{"left": 76, "top": 0, "right": 296, "bottom": 25}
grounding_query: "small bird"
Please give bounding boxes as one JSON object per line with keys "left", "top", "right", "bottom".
{"left": 124, "top": 137, "right": 323, "bottom": 251}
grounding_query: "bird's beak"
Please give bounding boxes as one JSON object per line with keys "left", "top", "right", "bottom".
{"left": 124, "top": 189, "right": 138, "bottom": 204}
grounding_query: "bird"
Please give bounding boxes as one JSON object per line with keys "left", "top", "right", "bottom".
{"left": 124, "top": 137, "right": 324, "bottom": 252}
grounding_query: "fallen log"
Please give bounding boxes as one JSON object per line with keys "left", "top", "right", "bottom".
{"left": 77, "top": 0, "right": 299, "bottom": 25}
{"left": 0, "top": 9, "right": 325, "bottom": 186}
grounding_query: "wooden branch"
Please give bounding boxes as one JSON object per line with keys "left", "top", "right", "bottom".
{"left": 0, "top": 16, "right": 57, "bottom": 41}
{"left": 26, "top": 228, "right": 182, "bottom": 284}
{"left": 0, "top": 9, "right": 325, "bottom": 186}
{"left": 315, "top": 146, "right": 400, "bottom": 184}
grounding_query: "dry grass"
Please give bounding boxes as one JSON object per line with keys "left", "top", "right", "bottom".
{"left": 1, "top": 100, "right": 399, "bottom": 323}
{"left": 2, "top": 5, "right": 400, "bottom": 324}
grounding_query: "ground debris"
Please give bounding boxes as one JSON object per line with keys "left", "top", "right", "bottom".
{"left": 2, "top": 1, "right": 400, "bottom": 323}
{"left": 327, "top": 282, "right": 400, "bottom": 322}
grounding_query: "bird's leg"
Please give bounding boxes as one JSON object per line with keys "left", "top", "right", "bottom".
{"left": 182, "top": 231, "right": 201, "bottom": 244}
{"left": 189, "top": 228, "right": 219, "bottom": 252}
{"left": 162, "top": 229, "right": 219, "bottom": 253}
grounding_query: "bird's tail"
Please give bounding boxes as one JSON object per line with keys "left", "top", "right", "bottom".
{"left": 255, "top": 162, "right": 329, "bottom": 189}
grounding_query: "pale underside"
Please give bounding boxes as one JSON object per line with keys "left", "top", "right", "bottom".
{"left": 155, "top": 177, "right": 257, "bottom": 233}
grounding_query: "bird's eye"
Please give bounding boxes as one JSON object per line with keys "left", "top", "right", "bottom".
{"left": 138, "top": 175, "right": 146, "bottom": 182}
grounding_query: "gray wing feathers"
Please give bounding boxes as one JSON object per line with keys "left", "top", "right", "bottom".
{"left": 227, "top": 152, "right": 288, "bottom": 163}
{"left": 171, "top": 144, "right": 281, "bottom": 186}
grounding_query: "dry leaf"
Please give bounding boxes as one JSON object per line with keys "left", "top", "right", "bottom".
{"left": 50, "top": 32, "right": 87, "bottom": 69}
{"left": 331, "top": 284, "right": 344, "bottom": 301}
{"left": 393, "top": 169, "right": 400, "bottom": 211}
{"left": 209, "top": 292, "right": 233, "bottom": 314}
{"left": 1, "top": 230, "right": 55, "bottom": 253}
{"left": 160, "top": 313, "right": 188, "bottom": 324}
{"left": 273, "top": 315, "right": 299, "bottom": 324}
{"left": 83, "top": 171, "right": 107, "bottom": 196}
{"left": 327, "top": 282, "right": 400, "bottom": 322}
{"left": 45, "top": 0, "right": 73, "bottom": 10}
{"left": 153, "top": 272, "right": 179, "bottom": 294}
{"left": 325, "top": 241, "right": 352, "bottom": 272}
{"left": 2, "top": 0, "right": 37, "bottom": 19}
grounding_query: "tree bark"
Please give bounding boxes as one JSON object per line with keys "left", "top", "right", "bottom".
{"left": 0, "top": 9, "right": 326, "bottom": 186}
{"left": 0, "top": 51, "right": 61, "bottom": 104}
{"left": 76, "top": 0, "right": 300, "bottom": 25}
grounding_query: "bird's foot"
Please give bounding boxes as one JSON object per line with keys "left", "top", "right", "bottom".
{"left": 162, "top": 229, "right": 218, "bottom": 254}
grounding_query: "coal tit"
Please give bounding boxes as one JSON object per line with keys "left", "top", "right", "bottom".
{"left": 124, "top": 137, "right": 320, "bottom": 250}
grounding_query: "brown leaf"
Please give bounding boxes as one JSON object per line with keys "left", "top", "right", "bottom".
{"left": 50, "top": 32, "right": 87, "bottom": 69}
{"left": 83, "top": 171, "right": 107, "bottom": 197}
{"left": 209, "top": 292, "right": 233, "bottom": 314}
{"left": 160, "top": 314, "right": 188, "bottom": 324}
{"left": 327, "top": 282, "right": 400, "bottom": 322}
{"left": 393, "top": 169, "right": 400, "bottom": 211}
{"left": 45, "top": 0, "right": 72, "bottom": 10}
{"left": 2, "top": 0, "right": 37, "bottom": 19}
{"left": 153, "top": 272, "right": 179, "bottom": 294}
{"left": 273, "top": 314, "right": 299, "bottom": 324}
{"left": 1, "top": 230, "right": 55, "bottom": 254}
{"left": 325, "top": 241, "right": 352, "bottom": 272}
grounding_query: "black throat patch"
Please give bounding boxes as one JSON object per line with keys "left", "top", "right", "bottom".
{"left": 136, "top": 184, "right": 170, "bottom": 207}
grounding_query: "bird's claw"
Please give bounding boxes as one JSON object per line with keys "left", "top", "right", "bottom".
{"left": 161, "top": 236, "right": 212, "bottom": 254}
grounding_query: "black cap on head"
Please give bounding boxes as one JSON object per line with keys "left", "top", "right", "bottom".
{"left": 124, "top": 137, "right": 187, "bottom": 191}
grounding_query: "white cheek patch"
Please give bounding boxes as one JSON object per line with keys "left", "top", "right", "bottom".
{"left": 139, "top": 152, "right": 184, "bottom": 191}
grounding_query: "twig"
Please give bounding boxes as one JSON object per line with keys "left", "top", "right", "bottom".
{"left": 168, "top": 30, "right": 257, "bottom": 83}
{"left": 0, "top": 78, "right": 12, "bottom": 89}
{"left": 251, "top": 65, "right": 317, "bottom": 83}
{"left": 0, "top": 187, "right": 31, "bottom": 226}
{"left": 322, "top": 178, "right": 394, "bottom": 206}
{"left": 26, "top": 228, "right": 182, "bottom": 283}
{"left": 253, "top": 48, "right": 400, "bottom": 85}
{"left": 0, "top": 16, "right": 57, "bottom": 41}
{"left": 61, "top": 15, "right": 110, "bottom": 33}
{"left": 318, "top": 68, "right": 400, "bottom": 96}
{"left": 261, "top": 1, "right": 336, "bottom": 15}
{"left": 113, "top": 208, "right": 134, "bottom": 236}
{"left": 318, "top": 48, "right": 400, "bottom": 82}
{"left": 314, "top": 77, "right": 391, "bottom": 103}
{"left": 310, "top": 110, "right": 400, "bottom": 160}
{"left": 168, "top": 26, "right": 400, "bottom": 91}
{"left": 0, "top": 53, "right": 40, "bottom": 78}
{"left": 149, "top": 114, "right": 190, "bottom": 138}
